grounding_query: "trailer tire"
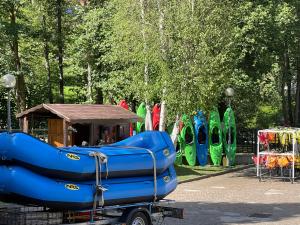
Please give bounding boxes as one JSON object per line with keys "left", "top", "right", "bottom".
{"left": 126, "top": 211, "right": 150, "bottom": 225}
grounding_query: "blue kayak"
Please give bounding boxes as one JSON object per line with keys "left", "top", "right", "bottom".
{"left": 0, "top": 165, "right": 177, "bottom": 210}
{"left": 193, "top": 111, "right": 208, "bottom": 166}
{"left": 0, "top": 131, "right": 175, "bottom": 181}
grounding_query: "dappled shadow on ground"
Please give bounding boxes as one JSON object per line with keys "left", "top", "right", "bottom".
{"left": 229, "top": 167, "right": 257, "bottom": 178}
{"left": 175, "top": 165, "right": 202, "bottom": 177}
{"left": 163, "top": 201, "right": 300, "bottom": 225}
{"left": 229, "top": 167, "right": 300, "bottom": 184}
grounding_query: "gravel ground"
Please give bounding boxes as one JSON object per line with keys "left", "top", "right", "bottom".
{"left": 163, "top": 167, "right": 300, "bottom": 225}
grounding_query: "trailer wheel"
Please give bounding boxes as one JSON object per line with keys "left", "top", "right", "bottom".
{"left": 127, "top": 211, "right": 150, "bottom": 225}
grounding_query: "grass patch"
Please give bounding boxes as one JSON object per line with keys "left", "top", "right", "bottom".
{"left": 175, "top": 164, "right": 244, "bottom": 182}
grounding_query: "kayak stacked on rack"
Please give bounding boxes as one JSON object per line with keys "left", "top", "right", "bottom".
{"left": 223, "top": 107, "right": 237, "bottom": 166}
{"left": 136, "top": 103, "right": 146, "bottom": 133}
{"left": 177, "top": 114, "right": 197, "bottom": 166}
{"left": 173, "top": 112, "right": 206, "bottom": 167}
{"left": 0, "top": 131, "right": 177, "bottom": 210}
{"left": 209, "top": 109, "right": 223, "bottom": 166}
{"left": 194, "top": 111, "right": 208, "bottom": 166}
{"left": 172, "top": 107, "right": 237, "bottom": 167}
{"left": 152, "top": 103, "right": 161, "bottom": 131}
{"left": 136, "top": 102, "right": 161, "bottom": 133}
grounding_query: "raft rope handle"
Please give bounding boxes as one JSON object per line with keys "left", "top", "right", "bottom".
{"left": 112, "top": 146, "right": 157, "bottom": 202}
{"left": 89, "top": 152, "right": 108, "bottom": 212}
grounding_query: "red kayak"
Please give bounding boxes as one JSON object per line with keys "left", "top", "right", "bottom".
{"left": 152, "top": 103, "right": 161, "bottom": 131}
{"left": 119, "top": 100, "right": 133, "bottom": 136}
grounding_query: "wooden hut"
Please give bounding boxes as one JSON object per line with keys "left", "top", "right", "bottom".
{"left": 17, "top": 104, "right": 139, "bottom": 147}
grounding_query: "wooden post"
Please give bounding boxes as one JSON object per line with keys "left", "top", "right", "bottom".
{"left": 23, "top": 116, "right": 29, "bottom": 133}
{"left": 90, "top": 123, "right": 94, "bottom": 146}
{"left": 63, "top": 119, "right": 68, "bottom": 147}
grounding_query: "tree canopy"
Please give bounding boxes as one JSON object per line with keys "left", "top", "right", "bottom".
{"left": 0, "top": 0, "right": 299, "bottom": 129}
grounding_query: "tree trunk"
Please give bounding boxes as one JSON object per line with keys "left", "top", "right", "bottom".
{"left": 145, "top": 103, "right": 153, "bottom": 131}
{"left": 283, "top": 43, "right": 293, "bottom": 125}
{"left": 10, "top": 3, "right": 26, "bottom": 113}
{"left": 281, "top": 80, "right": 288, "bottom": 125}
{"left": 131, "top": 98, "right": 137, "bottom": 113}
{"left": 190, "top": 0, "right": 195, "bottom": 16}
{"left": 139, "top": 0, "right": 153, "bottom": 131}
{"left": 159, "top": 97, "right": 167, "bottom": 131}
{"left": 294, "top": 4, "right": 300, "bottom": 126}
{"left": 56, "top": 0, "right": 64, "bottom": 103}
{"left": 42, "top": 15, "right": 53, "bottom": 103}
{"left": 156, "top": 0, "right": 167, "bottom": 131}
{"left": 87, "top": 62, "right": 92, "bottom": 103}
{"left": 287, "top": 79, "right": 293, "bottom": 125}
{"left": 295, "top": 53, "right": 300, "bottom": 126}
{"left": 95, "top": 88, "right": 103, "bottom": 104}
{"left": 156, "top": 0, "right": 166, "bottom": 56}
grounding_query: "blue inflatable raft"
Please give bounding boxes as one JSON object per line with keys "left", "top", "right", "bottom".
{"left": 194, "top": 111, "right": 208, "bottom": 166}
{"left": 0, "top": 165, "right": 177, "bottom": 209}
{"left": 0, "top": 131, "right": 175, "bottom": 181}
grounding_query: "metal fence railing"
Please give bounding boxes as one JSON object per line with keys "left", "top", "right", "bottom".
{"left": 236, "top": 129, "right": 257, "bottom": 154}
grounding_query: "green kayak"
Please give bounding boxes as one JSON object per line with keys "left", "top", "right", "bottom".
{"left": 180, "top": 114, "right": 197, "bottom": 166}
{"left": 136, "top": 102, "right": 146, "bottom": 133}
{"left": 209, "top": 110, "right": 223, "bottom": 166}
{"left": 223, "top": 107, "right": 237, "bottom": 166}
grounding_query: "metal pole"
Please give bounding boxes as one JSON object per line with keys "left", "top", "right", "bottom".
{"left": 7, "top": 89, "right": 11, "bottom": 133}
{"left": 257, "top": 131, "right": 260, "bottom": 177}
{"left": 228, "top": 98, "right": 231, "bottom": 166}
{"left": 292, "top": 131, "right": 295, "bottom": 183}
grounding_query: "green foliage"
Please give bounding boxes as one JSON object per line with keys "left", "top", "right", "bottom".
{"left": 0, "top": 0, "right": 299, "bottom": 129}
{"left": 248, "top": 105, "right": 281, "bottom": 129}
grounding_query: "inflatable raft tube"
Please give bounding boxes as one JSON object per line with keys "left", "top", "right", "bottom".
{"left": 0, "top": 131, "right": 175, "bottom": 181}
{"left": 0, "top": 165, "right": 177, "bottom": 210}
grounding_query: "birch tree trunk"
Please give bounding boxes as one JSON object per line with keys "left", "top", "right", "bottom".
{"left": 190, "top": 0, "right": 195, "bottom": 17}
{"left": 87, "top": 62, "right": 92, "bottom": 103}
{"left": 294, "top": 5, "right": 300, "bottom": 126}
{"left": 56, "top": 0, "right": 64, "bottom": 103}
{"left": 159, "top": 92, "right": 167, "bottom": 131}
{"left": 139, "top": 0, "right": 153, "bottom": 131}
{"left": 156, "top": 0, "right": 167, "bottom": 131}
